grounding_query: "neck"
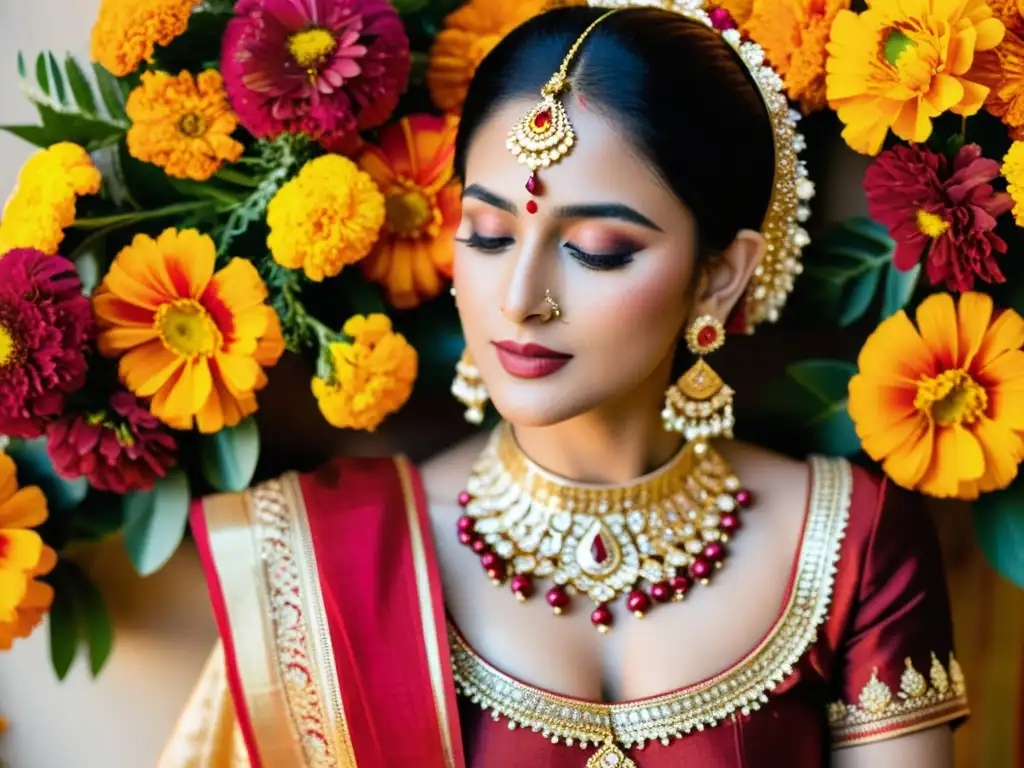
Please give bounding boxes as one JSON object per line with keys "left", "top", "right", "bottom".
{"left": 510, "top": 356, "right": 682, "bottom": 484}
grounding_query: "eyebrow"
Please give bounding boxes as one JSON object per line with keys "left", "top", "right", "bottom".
{"left": 463, "top": 184, "right": 663, "bottom": 232}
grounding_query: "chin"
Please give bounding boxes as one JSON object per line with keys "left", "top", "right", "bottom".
{"left": 485, "top": 382, "right": 605, "bottom": 428}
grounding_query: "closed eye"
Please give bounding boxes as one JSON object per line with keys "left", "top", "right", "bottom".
{"left": 564, "top": 243, "right": 637, "bottom": 271}
{"left": 455, "top": 232, "right": 515, "bottom": 253}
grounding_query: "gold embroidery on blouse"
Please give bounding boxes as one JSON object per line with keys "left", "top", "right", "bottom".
{"left": 251, "top": 477, "right": 357, "bottom": 768}
{"left": 450, "top": 456, "right": 852, "bottom": 754}
{"left": 828, "top": 652, "right": 969, "bottom": 746}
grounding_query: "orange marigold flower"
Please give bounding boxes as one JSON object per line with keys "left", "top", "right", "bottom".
{"left": 0, "top": 143, "right": 101, "bottom": 255}
{"left": 426, "top": 0, "right": 555, "bottom": 114}
{"left": 357, "top": 115, "right": 462, "bottom": 309}
{"left": 716, "top": 0, "right": 756, "bottom": 26}
{"left": 126, "top": 70, "right": 244, "bottom": 182}
{"left": 312, "top": 313, "right": 417, "bottom": 431}
{"left": 986, "top": 0, "right": 1024, "bottom": 33}
{"left": 973, "top": 24, "right": 1024, "bottom": 139}
{"left": 826, "top": 0, "right": 1005, "bottom": 155}
{"left": 849, "top": 292, "right": 1024, "bottom": 500}
{"left": 93, "top": 228, "right": 285, "bottom": 433}
{"left": 0, "top": 451, "right": 56, "bottom": 650}
{"left": 91, "top": 0, "right": 200, "bottom": 77}
{"left": 745, "top": 0, "right": 850, "bottom": 114}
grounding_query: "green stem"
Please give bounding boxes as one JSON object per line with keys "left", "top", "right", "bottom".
{"left": 215, "top": 167, "right": 261, "bottom": 188}
{"left": 71, "top": 201, "right": 218, "bottom": 229}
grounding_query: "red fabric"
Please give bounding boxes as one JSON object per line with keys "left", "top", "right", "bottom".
{"left": 189, "top": 499, "right": 264, "bottom": 768}
{"left": 299, "top": 457, "right": 467, "bottom": 767}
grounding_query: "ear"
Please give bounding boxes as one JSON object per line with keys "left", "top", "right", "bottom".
{"left": 690, "top": 229, "right": 766, "bottom": 323}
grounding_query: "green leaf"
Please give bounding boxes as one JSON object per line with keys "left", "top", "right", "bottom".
{"left": 200, "top": 417, "right": 261, "bottom": 492}
{"left": 47, "top": 52, "right": 69, "bottom": 106}
{"left": 6, "top": 437, "right": 89, "bottom": 511}
{"left": 64, "top": 55, "right": 98, "bottom": 114}
{"left": 837, "top": 266, "right": 882, "bottom": 327}
{"left": 34, "top": 103, "right": 125, "bottom": 151}
{"left": 391, "top": 0, "right": 430, "bottom": 12}
{"left": 91, "top": 64, "right": 127, "bottom": 121}
{"left": 123, "top": 470, "right": 191, "bottom": 577}
{"left": 47, "top": 565, "right": 80, "bottom": 680}
{"left": 0, "top": 123, "right": 64, "bottom": 147}
{"left": 64, "top": 562, "right": 114, "bottom": 676}
{"left": 34, "top": 52, "right": 50, "bottom": 95}
{"left": 973, "top": 481, "right": 1024, "bottom": 589}
{"left": 881, "top": 262, "right": 921, "bottom": 321}
{"left": 759, "top": 359, "right": 861, "bottom": 456}
{"left": 17, "top": 51, "right": 27, "bottom": 80}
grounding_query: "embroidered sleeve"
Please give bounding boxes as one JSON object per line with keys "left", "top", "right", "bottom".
{"left": 828, "top": 479, "right": 968, "bottom": 748}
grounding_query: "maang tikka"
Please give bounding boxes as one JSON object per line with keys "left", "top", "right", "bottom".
{"left": 507, "top": 9, "right": 620, "bottom": 197}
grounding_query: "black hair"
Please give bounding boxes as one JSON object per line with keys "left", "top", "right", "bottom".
{"left": 454, "top": 6, "right": 774, "bottom": 256}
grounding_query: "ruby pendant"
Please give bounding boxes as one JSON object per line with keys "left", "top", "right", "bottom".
{"left": 590, "top": 534, "right": 608, "bottom": 565}
{"left": 532, "top": 109, "right": 552, "bottom": 130}
{"left": 525, "top": 172, "right": 541, "bottom": 196}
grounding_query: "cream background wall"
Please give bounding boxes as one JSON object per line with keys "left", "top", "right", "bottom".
{"left": 0, "top": 5, "right": 217, "bottom": 767}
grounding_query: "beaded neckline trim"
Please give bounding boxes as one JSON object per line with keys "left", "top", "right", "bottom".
{"left": 450, "top": 456, "right": 852, "bottom": 751}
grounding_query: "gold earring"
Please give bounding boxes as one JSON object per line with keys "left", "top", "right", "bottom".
{"left": 543, "top": 289, "right": 561, "bottom": 322}
{"left": 662, "top": 315, "right": 734, "bottom": 441}
{"left": 451, "top": 347, "right": 488, "bottom": 424}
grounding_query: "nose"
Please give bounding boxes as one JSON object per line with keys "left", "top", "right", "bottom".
{"left": 500, "top": 235, "right": 559, "bottom": 325}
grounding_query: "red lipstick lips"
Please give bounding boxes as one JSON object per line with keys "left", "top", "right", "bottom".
{"left": 492, "top": 340, "right": 573, "bottom": 379}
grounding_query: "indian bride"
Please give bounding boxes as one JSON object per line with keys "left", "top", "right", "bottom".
{"left": 160, "top": 2, "right": 968, "bottom": 766}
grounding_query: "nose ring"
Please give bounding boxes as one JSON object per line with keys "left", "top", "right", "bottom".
{"left": 543, "top": 289, "right": 561, "bottom": 322}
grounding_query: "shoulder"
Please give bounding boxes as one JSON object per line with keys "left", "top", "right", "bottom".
{"left": 418, "top": 431, "right": 491, "bottom": 508}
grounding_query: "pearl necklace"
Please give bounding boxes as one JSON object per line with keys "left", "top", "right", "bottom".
{"left": 455, "top": 423, "right": 753, "bottom": 631}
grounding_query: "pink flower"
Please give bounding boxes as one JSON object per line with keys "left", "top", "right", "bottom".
{"left": 221, "top": 0, "right": 410, "bottom": 148}
{"left": 46, "top": 391, "right": 177, "bottom": 494}
{"left": 864, "top": 143, "right": 1013, "bottom": 292}
{"left": 0, "top": 249, "right": 93, "bottom": 437}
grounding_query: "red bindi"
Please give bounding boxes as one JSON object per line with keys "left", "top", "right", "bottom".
{"left": 526, "top": 200, "right": 539, "bottom": 215}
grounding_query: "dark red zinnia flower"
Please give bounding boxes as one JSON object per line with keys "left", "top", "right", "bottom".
{"left": 0, "top": 249, "right": 94, "bottom": 437}
{"left": 221, "top": 0, "right": 410, "bottom": 149}
{"left": 864, "top": 143, "right": 1013, "bottom": 292}
{"left": 46, "top": 391, "right": 178, "bottom": 494}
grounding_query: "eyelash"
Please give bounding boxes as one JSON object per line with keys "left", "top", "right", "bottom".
{"left": 456, "top": 233, "right": 636, "bottom": 271}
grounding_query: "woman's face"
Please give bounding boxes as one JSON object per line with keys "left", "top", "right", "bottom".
{"left": 454, "top": 98, "right": 711, "bottom": 428}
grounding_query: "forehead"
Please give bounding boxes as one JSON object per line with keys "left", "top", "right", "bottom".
{"left": 462, "top": 98, "right": 689, "bottom": 223}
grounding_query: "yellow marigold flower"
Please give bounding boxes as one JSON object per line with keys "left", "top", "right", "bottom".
{"left": 426, "top": 0, "right": 556, "bottom": 114}
{"left": 1002, "top": 141, "right": 1024, "bottom": 223}
{"left": 0, "top": 143, "right": 101, "bottom": 255}
{"left": 126, "top": 70, "right": 244, "bottom": 182}
{"left": 849, "top": 292, "right": 1024, "bottom": 500}
{"left": 266, "top": 155, "right": 386, "bottom": 282}
{"left": 826, "top": 0, "right": 1005, "bottom": 155}
{"left": 93, "top": 228, "right": 284, "bottom": 433}
{"left": 745, "top": 0, "right": 850, "bottom": 114}
{"left": 358, "top": 115, "right": 461, "bottom": 309}
{"left": 312, "top": 314, "right": 417, "bottom": 432}
{"left": 0, "top": 452, "right": 56, "bottom": 650}
{"left": 718, "top": 0, "right": 756, "bottom": 26}
{"left": 986, "top": 0, "right": 1024, "bottom": 32}
{"left": 973, "top": 24, "right": 1024, "bottom": 139}
{"left": 91, "top": 0, "right": 200, "bottom": 77}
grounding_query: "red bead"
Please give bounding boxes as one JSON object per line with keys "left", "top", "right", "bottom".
{"left": 457, "top": 515, "right": 474, "bottom": 533}
{"left": 720, "top": 513, "right": 741, "bottom": 534}
{"left": 708, "top": 6, "right": 737, "bottom": 30}
{"left": 525, "top": 172, "right": 541, "bottom": 195}
{"left": 546, "top": 586, "right": 570, "bottom": 613}
{"left": 670, "top": 574, "right": 692, "bottom": 598}
{"left": 471, "top": 538, "right": 488, "bottom": 554}
{"left": 591, "top": 604, "right": 613, "bottom": 632}
{"left": 703, "top": 542, "right": 726, "bottom": 562}
{"left": 735, "top": 489, "right": 753, "bottom": 508}
{"left": 480, "top": 551, "right": 501, "bottom": 570}
{"left": 510, "top": 574, "right": 533, "bottom": 600}
{"left": 650, "top": 581, "right": 673, "bottom": 603}
{"left": 457, "top": 530, "right": 475, "bottom": 546}
{"left": 526, "top": 200, "right": 539, "bottom": 214}
{"left": 627, "top": 589, "right": 652, "bottom": 617}
{"left": 697, "top": 325, "right": 718, "bottom": 349}
{"left": 532, "top": 109, "right": 552, "bottom": 130}
{"left": 458, "top": 491, "right": 472, "bottom": 507}
{"left": 486, "top": 565, "right": 505, "bottom": 582}
{"left": 691, "top": 557, "right": 712, "bottom": 581}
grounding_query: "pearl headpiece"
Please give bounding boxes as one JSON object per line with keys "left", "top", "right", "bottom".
{"left": 508, "top": 0, "right": 814, "bottom": 333}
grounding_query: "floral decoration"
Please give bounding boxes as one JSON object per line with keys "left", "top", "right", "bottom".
{"left": 864, "top": 143, "right": 1012, "bottom": 292}
{"left": 91, "top": 0, "right": 201, "bottom": 77}
{"left": 358, "top": 115, "right": 462, "bottom": 308}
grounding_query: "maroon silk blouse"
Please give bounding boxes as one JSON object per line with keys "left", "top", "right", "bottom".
{"left": 451, "top": 458, "right": 968, "bottom": 766}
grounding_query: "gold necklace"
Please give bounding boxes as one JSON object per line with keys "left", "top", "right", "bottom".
{"left": 455, "top": 423, "right": 753, "bottom": 631}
